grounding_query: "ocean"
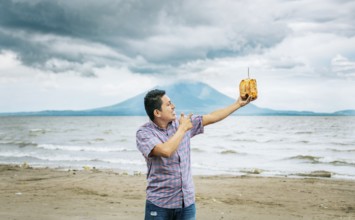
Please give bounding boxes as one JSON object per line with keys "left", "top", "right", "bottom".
{"left": 0, "top": 116, "right": 354, "bottom": 179}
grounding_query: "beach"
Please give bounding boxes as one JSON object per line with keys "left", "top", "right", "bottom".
{"left": 1, "top": 165, "right": 354, "bottom": 220}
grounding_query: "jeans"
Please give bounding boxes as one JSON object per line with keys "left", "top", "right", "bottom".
{"left": 144, "top": 200, "right": 196, "bottom": 220}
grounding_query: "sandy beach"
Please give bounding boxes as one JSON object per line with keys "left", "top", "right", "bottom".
{"left": 0, "top": 164, "right": 354, "bottom": 220}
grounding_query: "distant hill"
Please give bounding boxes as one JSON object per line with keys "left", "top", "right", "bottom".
{"left": 89, "top": 81, "right": 274, "bottom": 116}
{"left": 1, "top": 81, "right": 354, "bottom": 116}
{"left": 333, "top": 109, "right": 355, "bottom": 116}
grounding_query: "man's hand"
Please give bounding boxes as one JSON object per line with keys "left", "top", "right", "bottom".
{"left": 179, "top": 113, "right": 193, "bottom": 132}
{"left": 237, "top": 95, "right": 253, "bottom": 107}
{"left": 151, "top": 113, "right": 193, "bottom": 158}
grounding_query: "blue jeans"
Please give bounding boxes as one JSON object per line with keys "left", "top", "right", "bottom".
{"left": 144, "top": 200, "right": 196, "bottom": 220}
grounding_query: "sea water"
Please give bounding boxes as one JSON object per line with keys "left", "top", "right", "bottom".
{"left": 0, "top": 116, "right": 354, "bottom": 179}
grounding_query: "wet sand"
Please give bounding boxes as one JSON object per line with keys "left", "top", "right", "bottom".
{"left": 1, "top": 164, "right": 354, "bottom": 220}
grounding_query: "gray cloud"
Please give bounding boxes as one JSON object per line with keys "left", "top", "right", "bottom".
{"left": 0, "top": 0, "right": 167, "bottom": 74}
{"left": 1, "top": 0, "right": 162, "bottom": 39}
{"left": 268, "top": 57, "right": 305, "bottom": 69}
{"left": 331, "top": 54, "right": 355, "bottom": 78}
{"left": 278, "top": 0, "right": 355, "bottom": 37}
{"left": 0, "top": 0, "right": 292, "bottom": 74}
{"left": 1, "top": 0, "right": 355, "bottom": 77}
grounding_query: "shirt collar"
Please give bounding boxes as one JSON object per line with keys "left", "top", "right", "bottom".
{"left": 149, "top": 120, "right": 173, "bottom": 131}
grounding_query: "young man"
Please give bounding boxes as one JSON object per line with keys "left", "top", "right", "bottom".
{"left": 136, "top": 88, "right": 253, "bottom": 220}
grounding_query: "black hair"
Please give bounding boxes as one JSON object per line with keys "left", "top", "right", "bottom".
{"left": 144, "top": 89, "right": 166, "bottom": 121}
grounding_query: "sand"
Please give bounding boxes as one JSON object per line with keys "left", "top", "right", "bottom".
{"left": 0, "top": 164, "right": 354, "bottom": 220}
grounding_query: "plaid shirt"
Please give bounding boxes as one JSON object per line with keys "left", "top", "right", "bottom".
{"left": 136, "top": 115, "right": 204, "bottom": 208}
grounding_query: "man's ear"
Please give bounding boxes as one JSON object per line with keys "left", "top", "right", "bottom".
{"left": 154, "top": 109, "right": 161, "bottom": 118}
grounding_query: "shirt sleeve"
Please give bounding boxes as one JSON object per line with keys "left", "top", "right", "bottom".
{"left": 189, "top": 115, "right": 204, "bottom": 138}
{"left": 136, "top": 128, "right": 162, "bottom": 159}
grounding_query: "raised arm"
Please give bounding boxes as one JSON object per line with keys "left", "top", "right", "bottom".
{"left": 202, "top": 96, "right": 252, "bottom": 126}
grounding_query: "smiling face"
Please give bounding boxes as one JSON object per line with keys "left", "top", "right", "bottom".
{"left": 154, "top": 95, "right": 176, "bottom": 123}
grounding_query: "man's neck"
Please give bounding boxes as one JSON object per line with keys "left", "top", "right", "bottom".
{"left": 153, "top": 119, "right": 170, "bottom": 129}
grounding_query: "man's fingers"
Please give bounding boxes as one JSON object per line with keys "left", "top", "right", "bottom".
{"left": 188, "top": 113, "right": 193, "bottom": 119}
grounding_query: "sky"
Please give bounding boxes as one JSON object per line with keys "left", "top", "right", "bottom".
{"left": 0, "top": 0, "right": 354, "bottom": 113}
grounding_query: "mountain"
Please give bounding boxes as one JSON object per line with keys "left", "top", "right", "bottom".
{"left": 333, "top": 109, "right": 355, "bottom": 116}
{"left": 1, "top": 81, "right": 354, "bottom": 116}
{"left": 89, "top": 81, "right": 273, "bottom": 116}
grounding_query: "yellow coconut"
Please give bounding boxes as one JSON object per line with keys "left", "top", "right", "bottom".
{"left": 239, "top": 78, "right": 258, "bottom": 101}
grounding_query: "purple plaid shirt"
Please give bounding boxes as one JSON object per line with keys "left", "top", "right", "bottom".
{"left": 136, "top": 115, "right": 204, "bottom": 209}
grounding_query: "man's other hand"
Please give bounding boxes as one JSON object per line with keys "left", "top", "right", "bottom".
{"left": 179, "top": 113, "right": 193, "bottom": 132}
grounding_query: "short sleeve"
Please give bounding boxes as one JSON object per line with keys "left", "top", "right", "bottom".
{"left": 136, "top": 129, "right": 162, "bottom": 159}
{"left": 190, "top": 115, "right": 204, "bottom": 138}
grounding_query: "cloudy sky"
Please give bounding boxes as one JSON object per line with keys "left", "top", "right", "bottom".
{"left": 0, "top": 0, "right": 354, "bottom": 113}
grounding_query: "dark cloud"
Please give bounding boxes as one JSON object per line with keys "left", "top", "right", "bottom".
{"left": 4, "top": 0, "right": 353, "bottom": 76}
{"left": 0, "top": 28, "right": 50, "bottom": 63}
{"left": 0, "top": 0, "right": 162, "bottom": 40}
{"left": 0, "top": 0, "right": 167, "bottom": 73}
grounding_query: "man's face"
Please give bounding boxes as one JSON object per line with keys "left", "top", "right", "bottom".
{"left": 157, "top": 95, "right": 176, "bottom": 122}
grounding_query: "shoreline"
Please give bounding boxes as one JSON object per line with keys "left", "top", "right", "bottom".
{"left": 4, "top": 162, "right": 354, "bottom": 181}
{"left": 1, "top": 164, "right": 355, "bottom": 219}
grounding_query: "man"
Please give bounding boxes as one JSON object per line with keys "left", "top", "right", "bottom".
{"left": 136, "top": 88, "right": 253, "bottom": 220}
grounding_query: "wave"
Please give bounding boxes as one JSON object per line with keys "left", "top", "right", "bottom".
{"left": 231, "top": 138, "right": 258, "bottom": 143}
{"left": 29, "top": 128, "right": 47, "bottom": 132}
{"left": 0, "top": 154, "right": 145, "bottom": 165}
{"left": 28, "top": 129, "right": 51, "bottom": 136}
{"left": 0, "top": 141, "right": 38, "bottom": 147}
{"left": 329, "top": 160, "right": 355, "bottom": 167}
{"left": 230, "top": 138, "right": 291, "bottom": 144}
{"left": 191, "top": 147, "right": 204, "bottom": 153}
{"left": 88, "top": 138, "right": 129, "bottom": 144}
{"left": 294, "top": 131, "right": 313, "bottom": 135}
{"left": 0, "top": 154, "right": 89, "bottom": 162}
{"left": 295, "top": 140, "right": 310, "bottom": 144}
{"left": 318, "top": 157, "right": 355, "bottom": 167}
{"left": 220, "top": 150, "right": 238, "bottom": 154}
{"left": 103, "top": 130, "right": 113, "bottom": 134}
{"left": 330, "top": 142, "right": 355, "bottom": 146}
{"left": 328, "top": 148, "right": 355, "bottom": 153}
{"left": 37, "top": 144, "right": 134, "bottom": 153}
{"left": 63, "top": 129, "right": 78, "bottom": 133}
{"left": 191, "top": 163, "right": 227, "bottom": 171}
{"left": 289, "top": 155, "right": 321, "bottom": 163}
{"left": 262, "top": 139, "right": 282, "bottom": 143}
{"left": 288, "top": 155, "right": 355, "bottom": 167}
{"left": 240, "top": 168, "right": 263, "bottom": 175}
{"left": 208, "top": 133, "right": 243, "bottom": 138}
{"left": 92, "top": 158, "right": 145, "bottom": 165}
{"left": 93, "top": 138, "right": 105, "bottom": 142}
{"left": 295, "top": 170, "right": 332, "bottom": 178}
